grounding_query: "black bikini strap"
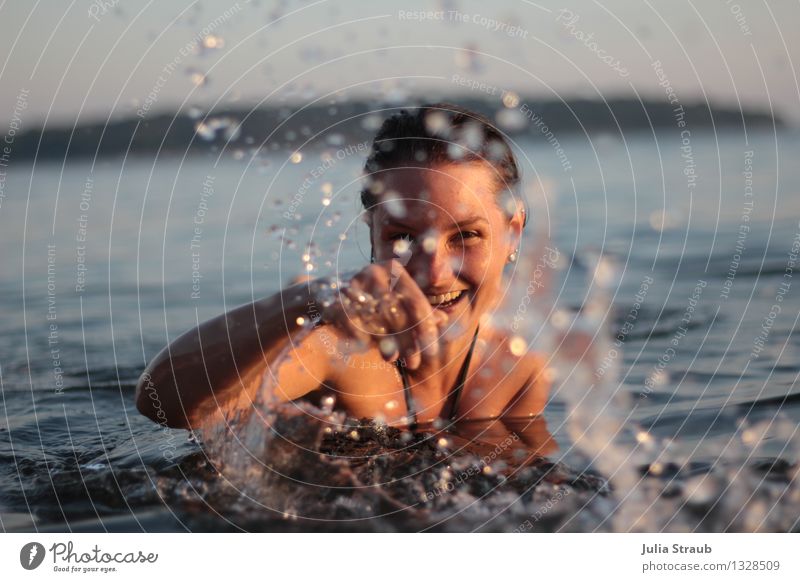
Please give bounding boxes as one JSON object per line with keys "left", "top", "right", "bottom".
{"left": 398, "top": 361, "right": 418, "bottom": 429}
{"left": 396, "top": 324, "right": 480, "bottom": 428}
{"left": 446, "top": 324, "right": 480, "bottom": 421}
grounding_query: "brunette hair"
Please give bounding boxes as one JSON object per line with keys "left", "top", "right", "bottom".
{"left": 360, "top": 102, "right": 526, "bottom": 228}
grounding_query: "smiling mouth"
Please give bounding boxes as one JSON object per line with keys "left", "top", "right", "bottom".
{"left": 425, "top": 289, "right": 468, "bottom": 309}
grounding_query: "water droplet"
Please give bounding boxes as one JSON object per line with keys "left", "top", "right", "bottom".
{"left": 649, "top": 369, "right": 669, "bottom": 387}
{"left": 455, "top": 44, "right": 482, "bottom": 73}
{"left": 384, "top": 86, "right": 410, "bottom": 104}
{"left": 361, "top": 114, "right": 383, "bottom": 131}
{"left": 741, "top": 428, "right": 758, "bottom": 445}
{"left": 487, "top": 139, "right": 510, "bottom": 161}
{"left": 195, "top": 121, "right": 215, "bottom": 141}
{"left": 496, "top": 108, "right": 527, "bottom": 131}
{"left": 365, "top": 178, "right": 385, "bottom": 196}
{"left": 421, "top": 234, "right": 437, "bottom": 254}
{"left": 502, "top": 91, "right": 520, "bottom": 108}
{"left": 447, "top": 142, "right": 466, "bottom": 160}
{"left": 392, "top": 238, "right": 411, "bottom": 260}
{"left": 424, "top": 110, "right": 452, "bottom": 138}
{"left": 461, "top": 121, "right": 484, "bottom": 150}
{"left": 383, "top": 191, "right": 406, "bottom": 218}
{"left": 290, "top": 151, "right": 303, "bottom": 163}
{"left": 683, "top": 474, "right": 718, "bottom": 505}
{"left": 201, "top": 34, "right": 224, "bottom": 50}
{"left": 296, "top": 316, "right": 306, "bottom": 326}
{"left": 194, "top": 117, "right": 240, "bottom": 141}
{"left": 509, "top": 336, "right": 527, "bottom": 357}
{"left": 326, "top": 133, "right": 345, "bottom": 146}
{"left": 649, "top": 209, "right": 682, "bottom": 231}
{"left": 550, "top": 309, "right": 570, "bottom": 329}
{"left": 593, "top": 256, "right": 617, "bottom": 287}
{"left": 186, "top": 68, "right": 208, "bottom": 87}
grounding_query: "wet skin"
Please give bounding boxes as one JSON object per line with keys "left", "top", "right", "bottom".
{"left": 269, "top": 162, "right": 551, "bottom": 427}
{"left": 135, "top": 162, "right": 551, "bottom": 441}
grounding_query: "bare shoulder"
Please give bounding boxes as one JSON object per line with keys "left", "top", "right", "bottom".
{"left": 477, "top": 326, "right": 550, "bottom": 417}
{"left": 480, "top": 325, "right": 547, "bottom": 380}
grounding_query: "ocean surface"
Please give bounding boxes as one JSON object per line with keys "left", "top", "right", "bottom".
{"left": 1, "top": 126, "right": 799, "bottom": 532}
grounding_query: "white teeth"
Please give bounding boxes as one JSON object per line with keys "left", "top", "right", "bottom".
{"left": 425, "top": 290, "right": 464, "bottom": 305}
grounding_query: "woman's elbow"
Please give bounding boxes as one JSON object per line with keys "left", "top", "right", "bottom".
{"left": 134, "top": 368, "right": 191, "bottom": 430}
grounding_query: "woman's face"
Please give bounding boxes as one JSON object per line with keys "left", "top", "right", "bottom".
{"left": 368, "top": 162, "right": 523, "bottom": 334}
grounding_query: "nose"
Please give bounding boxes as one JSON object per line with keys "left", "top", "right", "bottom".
{"left": 408, "top": 236, "right": 456, "bottom": 291}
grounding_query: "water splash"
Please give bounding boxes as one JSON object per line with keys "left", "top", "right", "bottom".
{"left": 187, "top": 106, "right": 799, "bottom": 532}
{"left": 194, "top": 117, "right": 241, "bottom": 141}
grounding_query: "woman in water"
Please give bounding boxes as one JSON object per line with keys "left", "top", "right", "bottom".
{"left": 136, "top": 103, "right": 551, "bottom": 443}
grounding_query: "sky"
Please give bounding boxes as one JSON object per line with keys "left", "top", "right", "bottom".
{"left": 1, "top": 0, "right": 798, "bottom": 130}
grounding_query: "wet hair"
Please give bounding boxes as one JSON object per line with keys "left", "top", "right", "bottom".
{"left": 360, "top": 102, "right": 526, "bottom": 228}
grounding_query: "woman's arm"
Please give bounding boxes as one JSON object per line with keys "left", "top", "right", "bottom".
{"left": 136, "top": 259, "right": 447, "bottom": 431}
{"left": 134, "top": 281, "right": 330, "bottom": 430}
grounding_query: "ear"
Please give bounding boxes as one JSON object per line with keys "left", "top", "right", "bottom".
{"left": 506, "top": 203, "right": 525, "bottom": 255}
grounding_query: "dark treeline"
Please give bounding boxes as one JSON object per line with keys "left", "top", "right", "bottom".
{"left": 11, "top": 97, "right": 782, "bottom": 160}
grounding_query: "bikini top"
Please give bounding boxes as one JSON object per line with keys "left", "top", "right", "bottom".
{"left": 395, "top": 324, "right": 481, "bottom": 429}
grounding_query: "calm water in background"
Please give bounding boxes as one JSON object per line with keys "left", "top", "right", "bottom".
{"left": 1, "top": 127, "right": 800, "bottom": 531}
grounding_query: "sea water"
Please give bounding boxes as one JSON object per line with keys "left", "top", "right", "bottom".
{"left": 1, "top": 128, "right": 799, "bottom": 531}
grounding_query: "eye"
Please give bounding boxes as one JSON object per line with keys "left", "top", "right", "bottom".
{"left": 452, "top": 231, "right": 480, "bottom": 243}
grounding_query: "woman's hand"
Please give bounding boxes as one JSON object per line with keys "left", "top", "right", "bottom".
{"left": 314, "top": 259, "right": 448, "bottom": 370}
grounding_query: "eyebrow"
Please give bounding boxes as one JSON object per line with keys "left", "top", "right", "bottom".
{"left": 384, "top": 217, "right": 490, "bottom": 231}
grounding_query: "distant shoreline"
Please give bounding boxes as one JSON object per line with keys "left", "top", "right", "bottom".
{"left": 9, "top": 97, "right": 783, "bottom": 161}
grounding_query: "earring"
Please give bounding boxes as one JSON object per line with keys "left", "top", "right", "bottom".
{"left": 508, "top": 249, "right": 518, "bottom": 263}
